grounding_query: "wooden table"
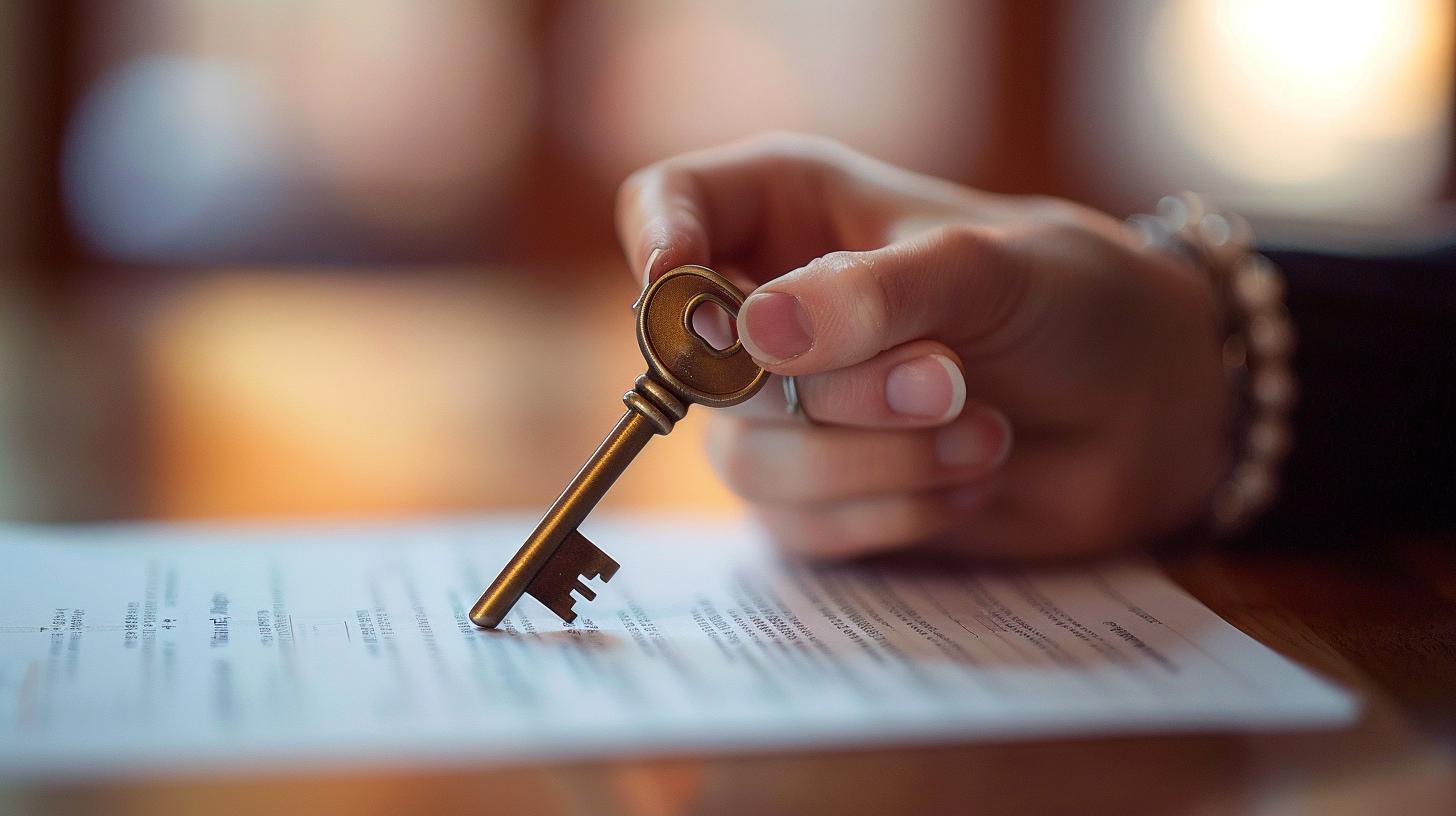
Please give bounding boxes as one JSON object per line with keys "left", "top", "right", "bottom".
{"left": 7, "top": 537, "right": 1455, "bottom": 816}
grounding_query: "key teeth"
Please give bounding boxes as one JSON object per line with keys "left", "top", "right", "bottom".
{"left": 532, "top": 587, "right": 581, "bottom": 624}
{"left": 595, "top": 558, "right": 621, "bottom": 583}
{"left": 574, "top": 580, "right": 597, "bottom": 602}
{"left": 524, "top": 528, "right": 620, "bottom": 625}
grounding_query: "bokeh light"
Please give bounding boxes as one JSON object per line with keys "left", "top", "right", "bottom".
{"left": 142, "top": 271, "right": 734, "bottom": 519}
{"left": 1067, "top": 0, "right": 1453, "bottom": 217}
{"left": 62, "top": 56, "right": 288, "bottom": 261}
{"left": 1149, "top": 0, "right": 1453, "bottom": 200}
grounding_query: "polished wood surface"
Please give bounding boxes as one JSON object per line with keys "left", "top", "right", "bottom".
{"left": 8, "top": 538, "right": 1455, "bottom": 816}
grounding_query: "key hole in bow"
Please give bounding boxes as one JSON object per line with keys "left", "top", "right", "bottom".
{"left": 685, "top": 294, "right": 740, "bottom": 356}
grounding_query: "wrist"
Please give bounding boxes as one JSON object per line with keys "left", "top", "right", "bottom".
{"left": 1130, "top": 193, "right": 1297, "bottom": 537}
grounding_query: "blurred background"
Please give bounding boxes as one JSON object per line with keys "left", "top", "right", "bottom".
{"left": 1, "top": 0, "right": 1453, "bottom": 524}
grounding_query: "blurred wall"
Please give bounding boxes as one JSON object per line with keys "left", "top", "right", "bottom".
{"left": 0, "top": 2, "right": 39, "bottom": 518}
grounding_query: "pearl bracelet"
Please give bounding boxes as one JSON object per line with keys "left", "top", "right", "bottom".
{"left": 1129, "top": 193, "right": 1297, "bottom": 535}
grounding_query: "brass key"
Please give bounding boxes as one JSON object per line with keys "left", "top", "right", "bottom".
{"left": 469, "top": 265, "right": 768, "bottom": 628}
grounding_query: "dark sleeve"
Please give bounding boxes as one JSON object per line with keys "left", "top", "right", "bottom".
{"left": 1246, "top": 239, "right": 1456, "bottom": 545}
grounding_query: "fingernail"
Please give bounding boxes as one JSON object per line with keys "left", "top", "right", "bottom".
{"left": 631, "top": 246, "right": 666, "bottom": 313}
{"left": 641, "top": 246, "right": 664, "bottom": 288}
{"left": 885, "top": 354, "right": 966, "bottom": 421}
{"left": 935, "top": 407, "right": 1012, "bottom": 469}
{"left": 741, "top": 291, "right": 813, "bottom": 363}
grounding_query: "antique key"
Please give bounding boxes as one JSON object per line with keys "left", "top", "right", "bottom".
{"left": 469, "top": 265, "right": 768, "bottom": 629}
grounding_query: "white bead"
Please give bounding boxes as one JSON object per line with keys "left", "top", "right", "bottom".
{"left": 1252, "top": 368, "right": 1297, "bottom": 412}
{"left": 1140, "top": 194, "right": 1295, "bottom": 535}
{"left": 1247, "top": 418, "right": 1291, "bottom": 461}
{"left": 1234, "top": 462, "right": 1275, "bottom": 509}
{"left": 1157, "top": 195, "right": 1191, "bottom": 230}
{"left": 1248, "top": 313, "right": 1295, "bottom": 357}
{"left": 1200, "top": 213, "right": 1232, "bottom": 247}
{"left": 1233, "top": 257, "right": 1285, "bottom": 309}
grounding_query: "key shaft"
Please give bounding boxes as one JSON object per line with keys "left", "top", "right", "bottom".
{"left": 468, "top": 378, "right": 682, "bottom": 628}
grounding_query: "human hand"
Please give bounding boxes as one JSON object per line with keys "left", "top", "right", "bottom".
{"left": 617, "top": 134, "right": 1229, "bottom": 560}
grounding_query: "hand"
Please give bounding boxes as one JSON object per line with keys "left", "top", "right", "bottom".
{"left": 617, "top": 133, "right": 1230, "bottom": 560}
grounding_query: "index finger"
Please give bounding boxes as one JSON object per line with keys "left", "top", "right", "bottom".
{"left": 614, "top": 134, "right": 850, "bottom": 287}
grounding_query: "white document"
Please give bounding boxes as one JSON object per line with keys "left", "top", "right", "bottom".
{"left": 0, "top": 516, "right": 1356, "bottom": 777}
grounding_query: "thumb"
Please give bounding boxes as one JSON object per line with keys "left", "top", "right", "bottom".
{"left": 736, "top": 225, "right": 1028, "bottom": 375}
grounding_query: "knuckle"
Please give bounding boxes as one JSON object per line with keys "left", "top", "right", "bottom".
{"left": 933, "top": 222, "right": 1003, "bottom": 272}
{"left": 742, "top": 130, "right": 808, "bottom": 151}
{"left": 877, "top": 495, "right": 950, "bottom": 546}
{"left": 1021, "top": 194, "right": 1086, "bottom": 226}
{"left": 743, "top": 130, "right": 837, "bottom": 158}
{"left": 762, "top": 492, "right": 953, "bottom": 560}
{"left": 707, "top": 420, "right": 809, "bottom": 503}
{"left": 794, "top": 514, "right": 855, "bottom": 558}
{"left": 830, "top": 507, "right": 890, "bottom": 553}
{"left": 741, "top": 132, "right": 855, "bottom": 190}
{"left": 754, "top": 507, "right": 835, "bottom": 556}
{"left": 796, "top": 250, "right": 893, "bottom": 350}
{"left": 933, "top": 224, "right": 1027, "bottom": 343}
{"left": 1031, "top": 218, "right": 1098, "bottom": 255}
{"left": 846, "top": 227, "right": 1008, "bottom": 347}
{"left": 615, "top": 166, "right": 656, "bottom": 211}
{"left": 801, "top": 250, "right": 866, "bottom": 296}
{"left": 828, "top": 250, "right": 895, "bottom": 340}
{"left": 830, "top": 497, "right": 932, "bottom": 556}
{"left": 805, "top": 372, "right": 869, "bottom": 422}
{"left": 862, "top": 256, "right": 900, "bottom": 336}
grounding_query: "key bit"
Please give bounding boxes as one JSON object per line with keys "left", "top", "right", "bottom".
{"left": 524, "top": 529, "right": 618, "bottom": 623}
{"left": 469, "top": 265, "right": 768, "bottom": 629}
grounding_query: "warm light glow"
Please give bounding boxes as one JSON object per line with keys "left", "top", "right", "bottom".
{"left": 143, "top": 273, "right": 737, "bottom": 519}
{"left": 1149, "top": 0, "right": 1452, "bottom": 208}
{"left": 555, "top": 0, "right": 991, "bottom": 180}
